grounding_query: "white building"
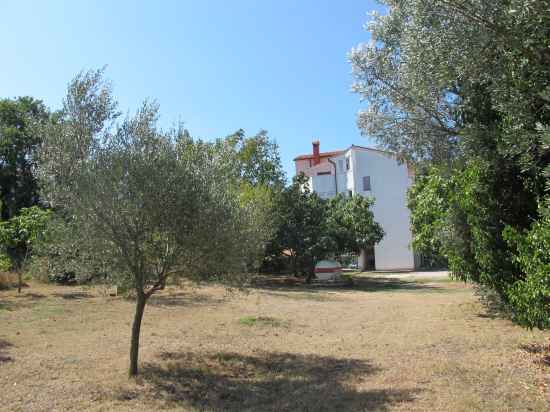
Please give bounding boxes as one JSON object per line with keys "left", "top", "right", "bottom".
{"left": 294, "top": 141, "right": 415, "bottom": 271}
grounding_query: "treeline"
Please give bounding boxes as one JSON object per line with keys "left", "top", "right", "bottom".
{"left": 0, "top": 71, "right": 383, "bottom": 288}
{"left": 0, "top": 69, "right": 383, "bottom": 374}
{"left": 351, "top": 0, "right": 549, "bottom": 328}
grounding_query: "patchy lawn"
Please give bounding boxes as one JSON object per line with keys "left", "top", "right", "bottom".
{"left": 0, "top": 274, "right": 548, "bottom": 411}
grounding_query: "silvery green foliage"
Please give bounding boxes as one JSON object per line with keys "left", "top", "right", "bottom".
{"left": 350, "top": 0, "right": 547, "bottom": 163}
{"left": 38, "top": 70, "right": 266, "bottom": 291}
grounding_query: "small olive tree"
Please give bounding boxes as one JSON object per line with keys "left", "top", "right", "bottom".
{"left": 39, "top": 69, "right": 265, "bottom": 376}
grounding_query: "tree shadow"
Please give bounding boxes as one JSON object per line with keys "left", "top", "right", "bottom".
{"left": 473, "top": 287, "right": 509, "bottom": 320}
{"left": 22, "top": 292, "right": 47, "bottom": 300}
{"left": 477, "top": 312, "right": 501, "bottom": 320}
{"left": 0, "top": 339, "right": 14, "bottom": 363}
{"left": 257, "top": 290, "right": 341, "bottom": 302}
{"left": 346, "top": 276, "right": 444, "bottom": 293}
{"left": 52, "top": 291, "right": 92, "bottom": 300}
{"left": 148, "top": 291, "right": 225, "bottom": 308}
{"left": 251, "top": 275, "right": 443, "bottom": 295}
{"left": 519, "top": 343, "right": 550, "bottom": 367}
{"left": 0, "top": 292, "right": 47, "bottom": 312}
{"left": 126, "top": 351, "right": 420, "bottom": 411}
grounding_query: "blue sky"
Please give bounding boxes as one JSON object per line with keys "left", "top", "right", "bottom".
{"left": 0, "top": 0, "right": 385, "bottom": 178}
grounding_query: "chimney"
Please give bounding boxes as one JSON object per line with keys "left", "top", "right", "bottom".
{"left": 312, "top": 140, "right": 320, "bottom": 165}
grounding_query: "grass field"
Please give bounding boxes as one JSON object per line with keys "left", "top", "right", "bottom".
{"left": 0, "top": 273, "right": 548, "bottom": 411}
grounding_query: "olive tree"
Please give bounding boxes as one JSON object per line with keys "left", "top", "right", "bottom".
{"left": 39, "top": 69, "right": 265, "bottom": 376}
{"left": 351, "top": 1, "right": 550, "bottom": 327}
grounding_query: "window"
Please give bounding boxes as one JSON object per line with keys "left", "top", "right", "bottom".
{"left": 348, "top": 190, "right": 353, "bottom": 197}
{"left": 317, "top": 171, "right": 331, "bottom": 176}
{"left": 345, "top": 157, "right": 350, "bottom": 171}
{"left": 363, "top": 176, "right": 371, "bottom": 191}
{"left": 338, "top": 159, "right": 344, "bottom": 172}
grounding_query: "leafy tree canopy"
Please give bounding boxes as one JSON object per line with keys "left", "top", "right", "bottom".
{"left": 327, "top": 194, "right": 384, "bottom": 256}
{"left": 0, "top": 97, "right": 50, "bottom": 219}
{"left": 225, "top": 128, "right": 286, "bottom": 188}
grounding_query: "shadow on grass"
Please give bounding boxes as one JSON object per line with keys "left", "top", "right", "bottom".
{"left": 473, "top": 286, "right": 510, "bottom": 321}
{"left": 347, "top": 276, "right": 444, "bottom": 293}
{"left": 520, "top": 343, "right": 550, "bottom": 367}
{"left": 0, "top": 338, "right": 13, "bottom": 363}
{"left": 126, "top": 351, "right": 419, "bottom": 411}
{"left": 27, "top": 292, "right": 46, "bottom": 299}
{"left": 251, "top": 275, "right": 444, "bottom": 296}
{"left": 0, "top": 293, "right": 44, "bottom": 311}
{"left": 148, "top": 291, "right": 225, "bottom": 308}
{"left": 52, "top": 291, "right": 92, "bottom": 300}
{"left": 257, "top": 290, "right": 341, "bottom": 302}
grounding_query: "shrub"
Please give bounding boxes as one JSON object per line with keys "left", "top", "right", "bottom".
{"left": 504, "top": 202, "right": 550, "bottom": 329}
{"left": 0, "top": 253, "right": 11, "bottom": 272}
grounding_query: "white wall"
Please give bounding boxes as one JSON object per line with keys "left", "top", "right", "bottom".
{"left": 310, "top": 175, "right": 336, "bottom": 199}
{"left": 307, "top": 147, "right": 414, "bottom": 271}
{"left": 333, "top": 154, "right": 347, "bottom": 195}
{"left": 351, "top": 149, "right": 415, "bottom": 270}
{"left": 346, "top": 152, "right": 355, "bottom": 193}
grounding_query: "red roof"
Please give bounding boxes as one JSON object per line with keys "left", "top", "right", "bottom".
{"left": 293, "top": 145, "right": 395, "bottom": 162}
{"left": 293, "top": 150, "right": 344, "bottom": 161}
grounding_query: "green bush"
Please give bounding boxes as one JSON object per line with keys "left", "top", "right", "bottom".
{"left": 0, "top": 253, "right": 11, "bottom": 272}
{"left": 409, "top": 164, "right": 549, "bottom": 329}
{"left": 504, "top": 203, "right": 550, "bottom": 329}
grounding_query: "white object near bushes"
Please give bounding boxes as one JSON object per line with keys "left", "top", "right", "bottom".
{"left": 314, "top": 260, "right": 342, "bottom": 281}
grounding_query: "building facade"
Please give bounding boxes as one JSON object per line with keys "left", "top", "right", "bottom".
{"left": 294, "top": 141, "right": 415, "bottom": 271}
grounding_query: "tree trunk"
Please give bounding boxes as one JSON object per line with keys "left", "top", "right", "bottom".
{"left": 359, "top": 248, "right": 367, "bottom": 272}
{"left": 16, "top": 259, "right": 23, "bottom": 293}
{"left": 129, "top": 293, "right": 147, "bottom": 377}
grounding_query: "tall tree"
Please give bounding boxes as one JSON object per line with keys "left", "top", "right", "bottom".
{"left": 351, "top": 1, "right": 550, "bottom": 166}
{"left": 39, "top": 69, "right": 267, "bottom": 376}
{"left": 223, "top": 129, "right": 286, "bottom": 270}
{"left": 352, "top": 1, "right": 550, "bottom": 327}
{"left": 0, "top": 97, "right": 50, "bottom": 219}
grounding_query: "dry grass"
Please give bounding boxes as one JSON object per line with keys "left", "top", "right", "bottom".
{"left": 0, "top": 274, "right": 548, "bottom": 411}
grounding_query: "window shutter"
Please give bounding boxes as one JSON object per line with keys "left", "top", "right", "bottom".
{"left": 363, "top": 176, "right": 371, "bottom": 191}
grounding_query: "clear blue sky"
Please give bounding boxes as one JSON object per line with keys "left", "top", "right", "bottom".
{"left": 0, "top": 0, "right": 385, "bottom": 178}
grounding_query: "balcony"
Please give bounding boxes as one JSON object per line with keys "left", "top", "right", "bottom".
{"left": 310, "top": 174, "right": 337, "bottom": 199}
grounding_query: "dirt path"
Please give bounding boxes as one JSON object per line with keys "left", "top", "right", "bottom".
{"left": 0, "top": 275, "right": 548, "bottom": 411}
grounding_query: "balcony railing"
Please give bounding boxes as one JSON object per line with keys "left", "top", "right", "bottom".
{"left": 317, "top": 191, "right": 337, "bottom": 199}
